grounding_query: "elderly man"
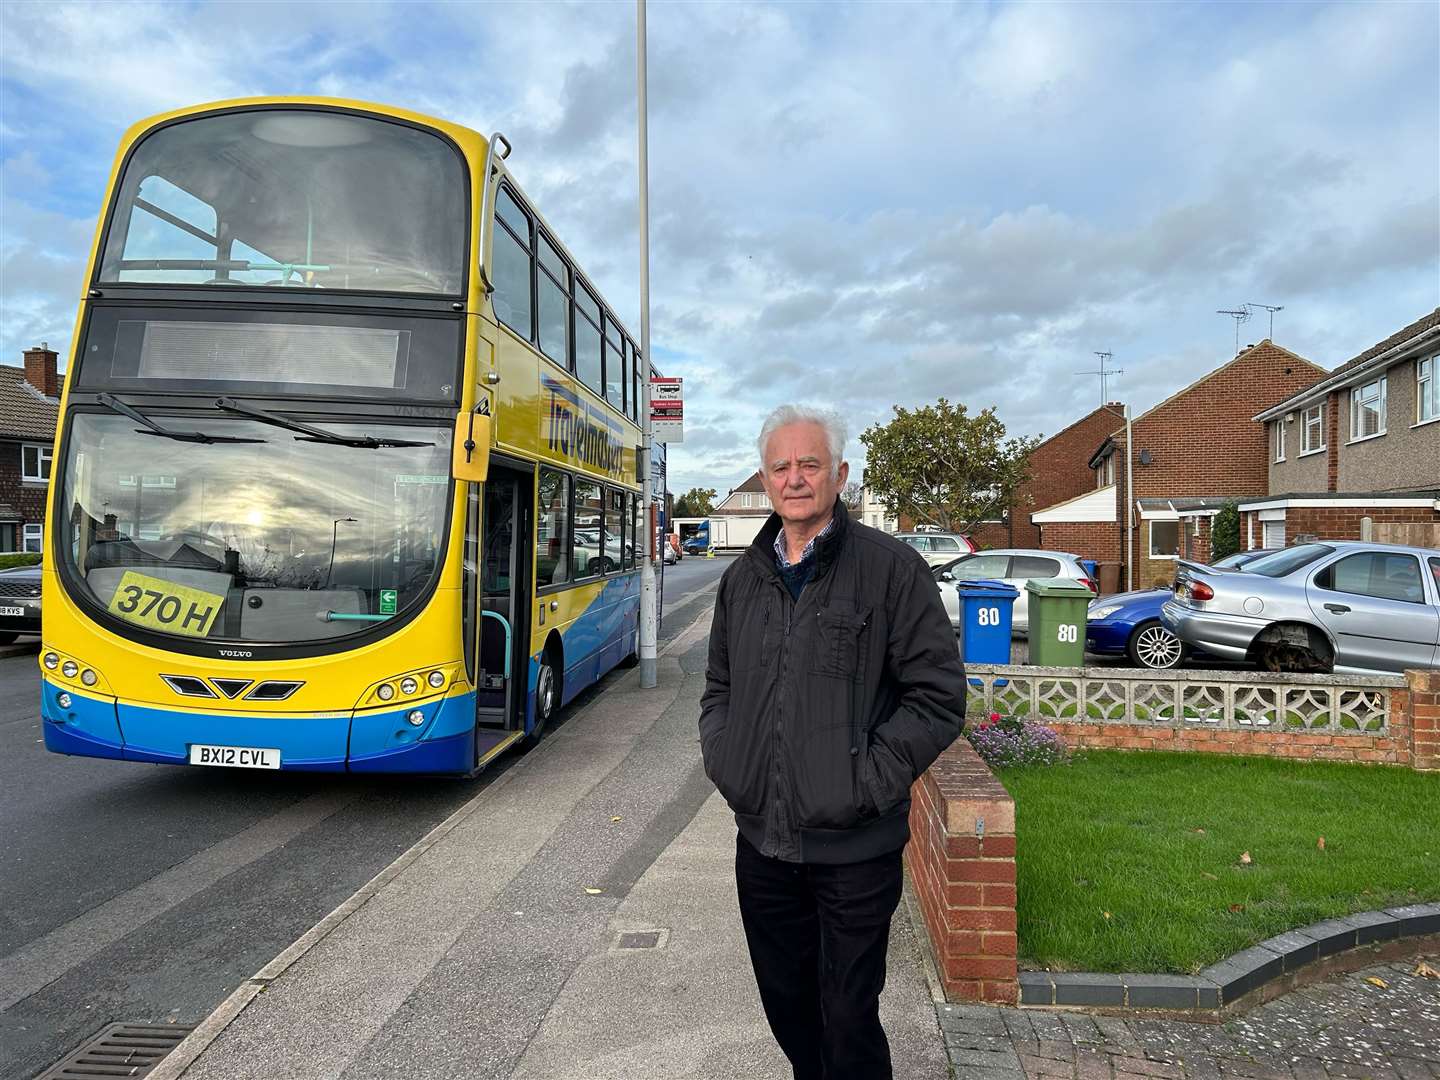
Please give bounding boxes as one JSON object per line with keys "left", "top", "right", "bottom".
{"left": 699, "top": 404, "right": 965, "bottom": 1080}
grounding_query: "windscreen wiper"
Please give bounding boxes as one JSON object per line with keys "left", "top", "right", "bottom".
{"left": 96, "top": 393, "right": 266, "bottom": 445}
{"left": 214, "top": 398, "right": 432, "bottom": 449}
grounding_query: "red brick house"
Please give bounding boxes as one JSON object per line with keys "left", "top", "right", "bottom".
{"left": 971, "top": 402, "right": 1127, "bottom": 550}
{"left": 1031, "top": 340, "right": 1328, "bottom": 590}
{"left": 1244, "top": 308, "right": 1440, "bottom": 547}
{"left": 1, "top": 345, "right": 63, "bottom": 555}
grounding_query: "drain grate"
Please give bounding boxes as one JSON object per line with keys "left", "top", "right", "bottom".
{"left": 617, "top": 931, "right": 663, "bottom": 950}
{"left": 36, "top": 1022, "right": 195, "bottom": 1079}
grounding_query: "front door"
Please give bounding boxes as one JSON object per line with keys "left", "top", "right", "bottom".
{"left": 476, "top": 466, "right": 533, "bottom": 729}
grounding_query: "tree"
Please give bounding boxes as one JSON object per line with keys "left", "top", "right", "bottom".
{"left": 840, "top": 481, "right": 864, "bottom": 510}
{"left": 673, "top": 487, "right": 718, "bottom": 517}
{"left": 860, "top": 399, "right": 1039, "bottom": 535}
{"left": 1210, "top": 500, "right": 1240, "bottom": 561}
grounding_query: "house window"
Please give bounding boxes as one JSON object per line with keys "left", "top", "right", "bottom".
{"left": 1419, "top": 356, "right": 1438, "bottom": 424}
{"left": 1149, "top": 520, "right": 1179, "bottom": 559}
{"left": 1272, "top": 420, "right": 1285, "bottom": 462}
{"left": 21, "top": 443, "right": 52, "bottom": 482}
{"left": 1350, "top": 375, "right": 1386, "bottom": 440}
{"left": 1301, "top": 404, "right": 1325, "bottom": 454}
{"left": 1105, "top": 455, "right": 1115, "bottom": 485}
{"left": 740, "top": 492, "right": 753, "bottom": 508}
{"left": 23, "top": 523, "right": 42, "bottom": 553}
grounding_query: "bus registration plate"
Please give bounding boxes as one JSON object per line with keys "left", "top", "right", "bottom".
{"left": 188, "top": 744, "right": 281, "bottom": 770}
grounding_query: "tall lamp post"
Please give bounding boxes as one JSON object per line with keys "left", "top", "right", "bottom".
{"left": 637, "top": 0, "right": 658, "bottom": 688}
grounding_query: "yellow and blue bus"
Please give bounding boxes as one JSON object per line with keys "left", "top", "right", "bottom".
{"left": 40, "top": 98, "right": 650, "bottom": 775}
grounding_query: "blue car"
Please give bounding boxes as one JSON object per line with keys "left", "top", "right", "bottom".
{"left": 1085, "top": 549, "right": 1278, "bottom": 668}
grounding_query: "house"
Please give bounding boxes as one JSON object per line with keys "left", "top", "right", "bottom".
{"left": 972, "top": 402, "right": 1128, "bottom": 550}
{"left": 1, "top": 345, "right": 63, "bottom": 555}
{"left": 712, "top": 470, "right": 767, "bottom": 516}
{"left": 859, "top": 476, "right": 897, "bottom": 533}
{"left": 1245, "top": 308, "right": 1440, "bottom": 547}
{"left": 1031, "top": 340, "right": 1328, "bottom": 590}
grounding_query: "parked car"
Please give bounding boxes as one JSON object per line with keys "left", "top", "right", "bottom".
{"left": 682, "top": 535, "right": 708, "bottom": 555}
{"left": 1162, "top": 541, "right": 1440, "bottom": 675}
{"left": 1085, "top": 548, "right": 1281, "bottom": 669}
{"left": 0, "top": 561, "right": 42, "bottom": 643}
{"left": 667, "top": 534, "right": 683, "bottom": 561}
{"left": 934, "top": 549, "right": 1094, "bottom": 634}
{"left": 897, "top": 532, "right": 976, "bottom": 567}
{"left": 662, "top": 542, "right": 677, "bottom": 565}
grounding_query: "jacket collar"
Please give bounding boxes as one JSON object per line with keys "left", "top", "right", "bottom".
{"left": 747, "top": 498, "right": 850, "bottom": 582}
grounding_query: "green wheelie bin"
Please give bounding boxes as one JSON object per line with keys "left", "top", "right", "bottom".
{"left": 1025, "top": 579, "right": 1093, "bottom": 666}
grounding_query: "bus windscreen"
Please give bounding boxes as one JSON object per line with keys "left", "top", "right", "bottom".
{"left": 96, "top": 109, "right": 466, "bottom": 295}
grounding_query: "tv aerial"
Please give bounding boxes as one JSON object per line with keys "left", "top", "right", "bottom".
{"left": 1075, "top": 350, "right": 1123, "bottom": 405}
{"left": 1217, "top": 307, "right": 1250, "bottom": 355}
{"left": 1245, "top": 302, "right": 1284, "bottom": 340}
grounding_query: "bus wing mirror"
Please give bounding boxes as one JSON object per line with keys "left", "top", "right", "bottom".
{"left": 452, "top": 406, "right": 492, "bottom": 483}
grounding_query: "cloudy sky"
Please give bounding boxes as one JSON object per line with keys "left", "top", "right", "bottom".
{"left": 2, "top": 1, "right": 1437, "bottom": 497}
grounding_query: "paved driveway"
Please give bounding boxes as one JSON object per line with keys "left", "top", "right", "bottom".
{"left": 940, "top": 955, "right": 1439, "bottom": 1079}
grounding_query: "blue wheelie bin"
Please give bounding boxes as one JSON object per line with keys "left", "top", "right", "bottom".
{"left": 953, "top": 579, "right": 1020, "bottom": 665}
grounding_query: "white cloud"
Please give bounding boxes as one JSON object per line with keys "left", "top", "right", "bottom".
{"left": 1, "top": 0, "right": 1435, "bottom": 499}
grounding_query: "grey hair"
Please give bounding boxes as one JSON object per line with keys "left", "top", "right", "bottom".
{"left": 757, "top": 405, "right": 847, "bottom": 480}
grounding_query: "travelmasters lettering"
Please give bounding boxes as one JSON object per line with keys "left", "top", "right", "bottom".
{"left": 542, "top": 377, "right": 625, "bottom": 476}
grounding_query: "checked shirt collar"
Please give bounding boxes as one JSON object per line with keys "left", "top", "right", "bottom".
{"left": 773, "top": 514, "right": 836, "bottom": 570}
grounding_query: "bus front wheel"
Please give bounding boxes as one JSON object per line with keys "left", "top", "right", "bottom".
{"left": 526, "top": 649, "right": 562, "bottom": 747}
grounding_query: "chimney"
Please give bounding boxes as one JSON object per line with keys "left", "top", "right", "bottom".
{"left": 23, "top": 343, "right": 59, "bottom": 399}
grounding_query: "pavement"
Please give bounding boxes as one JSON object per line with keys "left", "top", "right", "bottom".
{"left": 152, "top": 600, "right": 949, "bottom": 1080}
{"left": 141, "top": 597, "right": 1440, "bottom": 1080}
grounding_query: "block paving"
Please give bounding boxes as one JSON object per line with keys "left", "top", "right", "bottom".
{"left": 937, "top": 955, "right": 1439, "bottom": 1080}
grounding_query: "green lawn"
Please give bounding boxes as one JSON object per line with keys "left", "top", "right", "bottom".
{"left": 997, "top": 750, "right": 1440, "bottom": 974}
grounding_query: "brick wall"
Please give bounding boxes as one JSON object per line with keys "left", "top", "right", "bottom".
{"left": 0, "top": 439, "right": 50, "bottom": 538}
{"left": 906, "top": 739, "right": 1018, "bottom": 1004}
{"left": 1034, "top": 521, "right": 1121, "bottom": 569}
{"left": 1046, "top": 722, "right": 1412, "bottom": 765}
{"left": 1114, "top": 341, "right": 1326, "bottom": 587}
{"left": 1240, "top": 504, "right": 1440, "bottom": 546}
{"left": 1406, "top": 670, "right": 1440, "bottom": 771}
{"left": 1004, "top": 405, "right": 1125, "bottom": 550}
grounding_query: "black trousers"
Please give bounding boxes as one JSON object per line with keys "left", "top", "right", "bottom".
{"left": 735, "top": 832, "right": 904, "bottom": 1080}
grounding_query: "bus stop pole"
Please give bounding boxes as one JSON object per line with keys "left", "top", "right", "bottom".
{"left": 637, "top": 0, "right": 658, "bottom": 689}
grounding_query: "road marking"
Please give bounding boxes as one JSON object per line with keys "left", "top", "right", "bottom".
{"left": 0, "top": 790, "right": 355, "bottom": 1012}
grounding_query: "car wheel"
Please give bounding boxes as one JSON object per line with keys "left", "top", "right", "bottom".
{"left": 525, "top": 649, "right": 561, "bottom": 747}
{"left": 1127, "top": 620, "right": 1185, "bottom": 669}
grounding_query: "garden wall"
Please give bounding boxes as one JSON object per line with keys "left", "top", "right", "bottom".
{"left": 906, "top": 739, "right": 1019, "bottom": 1004}
{"left": 963, "top": 664, "right": 1439, "bottom": 770}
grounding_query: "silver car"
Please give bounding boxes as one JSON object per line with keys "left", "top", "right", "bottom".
{"left": 896, "top": 532, "right": 976, "bottom": 567}
{"left": 1161, "top": 541, "right": 1440, "bottom": 675}
{"left": 934, "top": 549, "right": 1095, "bottom": 633}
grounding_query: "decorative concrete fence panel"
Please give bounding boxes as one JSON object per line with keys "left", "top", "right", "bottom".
{"left": 964, "top": 664, "right": 1438, "bottom": 768}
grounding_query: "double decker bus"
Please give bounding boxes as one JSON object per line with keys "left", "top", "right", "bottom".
{"left": 40, "top": 98, "right": 650, "bottom": 775}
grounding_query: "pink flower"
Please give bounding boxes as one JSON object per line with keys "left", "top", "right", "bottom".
{"left": 989, "top": 712, "right": 1002, "bottom": 723}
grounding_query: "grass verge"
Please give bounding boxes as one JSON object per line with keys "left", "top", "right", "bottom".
{"left": 997, "top": 749, "right": 1440, "bottom": 974}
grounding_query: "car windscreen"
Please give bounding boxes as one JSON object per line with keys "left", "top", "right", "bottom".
{"left": 57, "top": 412, "right": 451, "bottom": 647}
{"left": 97, "top": 109, "right": 466, "bottom": 294}
{"left": 1240, "top": 544, "right": 1334, "bottom": 578}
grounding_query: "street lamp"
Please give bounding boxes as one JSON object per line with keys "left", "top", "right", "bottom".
{"left": 327, "top": 517, "right": 356, "bottom": 586}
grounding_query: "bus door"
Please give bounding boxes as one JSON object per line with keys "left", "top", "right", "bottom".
{"left": 475, "top": 464, "right": 532, "bottom": 730}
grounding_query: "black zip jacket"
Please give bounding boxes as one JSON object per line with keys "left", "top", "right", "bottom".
{"left": 699, "top": 502, "right": 966, "bottom": 864}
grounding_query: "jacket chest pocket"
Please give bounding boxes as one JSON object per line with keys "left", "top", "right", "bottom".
{"left": 810, "top": 606, "right": 871, "bottom": 681}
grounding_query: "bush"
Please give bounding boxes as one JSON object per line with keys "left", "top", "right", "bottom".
{"left": 1211, "top": 500, "right": 1240, "bottom": 561}
{"left": 0, "top": 553, "right": 41, "bottom": 571}
{"left": 966, "top": 711, "right": 1067, "bottom": 768}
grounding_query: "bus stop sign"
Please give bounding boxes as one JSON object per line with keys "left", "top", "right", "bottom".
{"left": 651, "top": 377, "right": 683, "bottom": 443}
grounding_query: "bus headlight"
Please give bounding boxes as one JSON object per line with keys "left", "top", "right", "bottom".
{"left": 44, "top": 652, "right": 59, "bottom": 670}
{"left": 427, "top": 670, "right": 445, "bottom": 689}
{"left": 57, "top": 692, "right": 72, "bottom": 709}
{"left": 62, "top": 660, "right": 79, "bottom": 678}
{"left": 81, "top": 669, "right": 98, "bottom": 687}
{"left": 400, "top": 677, "right": 419, "bottom": 695}
{"left": 377, "top": 683, "right": 396, "bottom": 702}
{"left": 407, "top": 710, "right": 425, "bottom": 727}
